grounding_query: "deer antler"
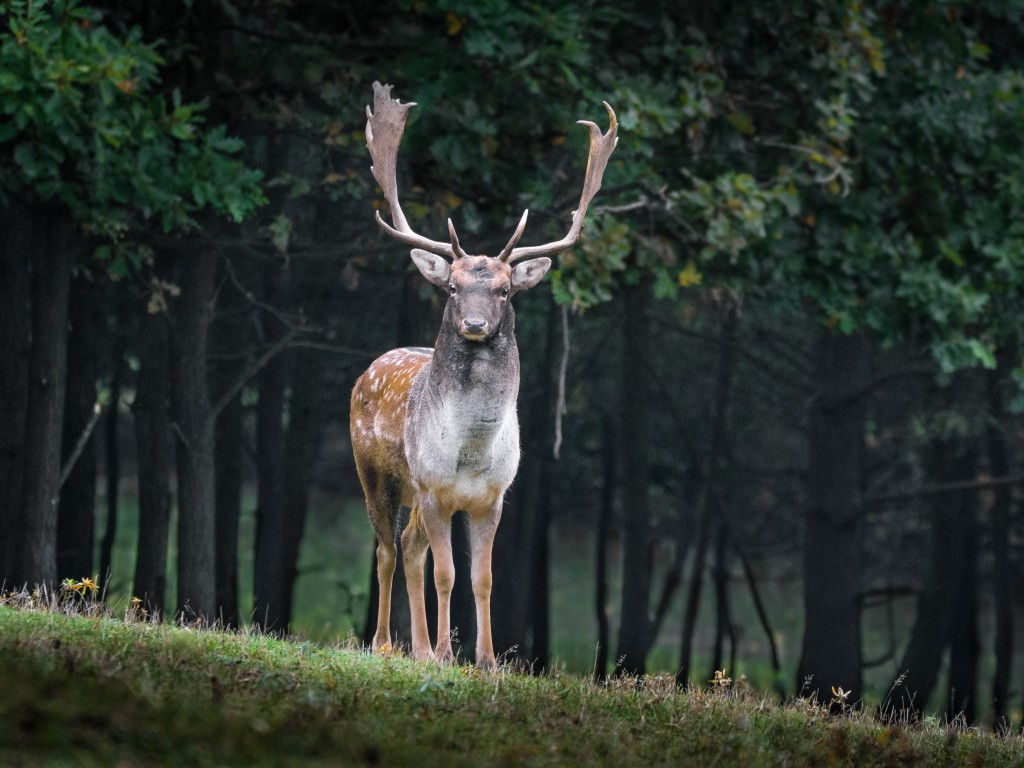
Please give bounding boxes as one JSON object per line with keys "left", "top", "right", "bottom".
{"left": 503, "top": 102, "right": 619, "bottom": 263}
{"left": 366, "top": 81, "right": 465, "bottom": 260}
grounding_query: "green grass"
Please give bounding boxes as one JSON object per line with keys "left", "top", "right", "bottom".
{"left": 1, "top": 599, "right": 1023, "bottom": 767}
{"left": 93, "top": 487, "right": 1024, "bottom": 721}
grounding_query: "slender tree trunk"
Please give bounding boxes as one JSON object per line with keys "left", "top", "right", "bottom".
{"left": 279, "top": 347, "right": 325, "bottom": 632}
{"left": 171, "top": 247, "right": 218, "bottom": 619}
{"left": 210, "top": 258, "right": 249, "bottom": 627}
{"left": 99, "top": 336, "right": 124, "bottom": 585}
{"left": 615, "top": 280, "right": 652, "bottom": 676}
{"left": 0, "top": 201, "right": 31, "bottom": 583}
{"left": 253, "top": 258, "right": 289, "bottom": 632}
{"left": 594, "top": 414, "right": 615, "bottom": 680}
{"left": 253, "top": 358, "right": 287, "bottom": 630}
{"left": 883, "top": 424, "right": 979, "bottom": 721}
{"left": 214, "top": 391, "right": 242, "bottom": 627}
{"left": 709, "top": 518, "right": 733, "bottom": 677}
{"left": 17, "top": 208, "right": 73, "bottom": 589}
{"left": 57, "top": 273, "right": 101, "bottom": 581}
{"left": 797, "top": 330, "right": 869, "bottom": 707}
{"left": 678, "top": 497, "right": 712, "bottom": 687}
{"left": 677, "top": 301, "right": 738, "bottom": 686}
{"left": 133, "top": 290, "right": 173, "bottom": 615}
{"left": 527, "top": 462, "right": 552, "bottom": 669}
{"left": 947, "top": 484, "right": 979, "bottom": 724}
{"left": 987, "top": 354, "right": 1015, "bottom": 729}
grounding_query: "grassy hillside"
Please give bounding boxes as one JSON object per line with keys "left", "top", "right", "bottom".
{"left": 0, "top": 597, "right": 1021, "bottom": 767}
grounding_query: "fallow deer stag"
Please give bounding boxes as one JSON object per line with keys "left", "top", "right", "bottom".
{"left": 351, "top": 81, "right": 617, "bottom": 669}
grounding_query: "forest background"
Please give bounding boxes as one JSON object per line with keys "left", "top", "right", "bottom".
{"left": 4, "top": 0, "right": 1024, "bottom": 728}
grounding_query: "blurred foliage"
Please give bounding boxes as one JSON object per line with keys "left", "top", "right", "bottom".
{"left": 7, "top": 0, "right": 1024, "bottom": 371}
{"left": 0, "top": 0, "right": 264, "bottom": 263}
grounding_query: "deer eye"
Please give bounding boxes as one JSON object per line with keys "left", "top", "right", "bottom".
{"left": 449, "top": 284, "right": 457, "bottom": 297}
{"left": 501, "top": 285, "right": 510, "bottom": 298}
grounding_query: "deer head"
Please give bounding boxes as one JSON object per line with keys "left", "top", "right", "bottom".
{"left": 365, "top": 80, "right": 618, "bottom": 341}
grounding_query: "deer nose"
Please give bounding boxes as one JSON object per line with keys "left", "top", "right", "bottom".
{"left": 461, "top": 317, "right": 488, "bottom": 338}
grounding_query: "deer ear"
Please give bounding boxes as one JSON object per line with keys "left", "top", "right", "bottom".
{"left": 510, "top": 257, "right": 552, "bottom": 293}
{"left": 410, "top": 249, "right": 450, "bottom": 287}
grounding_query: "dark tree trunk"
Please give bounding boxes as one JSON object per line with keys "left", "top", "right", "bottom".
{"left": 253, "top": 357, "right": 288, "bottom": 630}
{"left": 278, "top": 348, "right": 325, "bottom": 632}
{"left": 170, "top": 247, "right": 218, "bottom": 620}
{"left": 615, "top": 280, "right": 653, "bottom": 676}
{"left": 594, "top": 415, "right": 615, "bottom": 680}
{"left": 210, "top": 258, "right": 249, "bottom": 627}
{"left": 98, "top": 335, "right": 124, "bottom": 586}
{"left": 709, "top": 519, "right": 734, "bottom": 678}
{"left": 133, "top": 290, "right": 173, "bottom": 615}
{"left": 0, "top": 201, "right": 31, "bottom": 583}
{"left": 947, "top": 488, "right": 979, "bottom": 724}
{"left": 797, "top": 331, "right": 869, "bottom": 707}
{"left": 16, "top": 208, "right": 73, "bottom": 589}
{"left": 527, "top": 462, "right": 552, "bottom": 669}
{"left": 883, "top": 423, "right": 979, "bottom": 721}
{"left": 57, "top": 273, "right": 101, "bottom": 581}
{"left": 987, "top": 354, "right": 1015, "bottom": 729}
{"left": 677, "top": 301, "right": 738, "bottom": 687}
{"left": 678, "top": 498, "right": 712, "bottom": 687}
{"left": 214, "top": 391, "right": 242, "bottom": 626}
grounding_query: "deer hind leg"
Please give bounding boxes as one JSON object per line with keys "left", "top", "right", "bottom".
{"left": 401, "top": 501, "right": 434, "bottom": 661}
{"left": 360, "top": 466, "right": 401, "bottom": 655}
{"left": 469, "top": 504, "right": 502, "bottom": 670}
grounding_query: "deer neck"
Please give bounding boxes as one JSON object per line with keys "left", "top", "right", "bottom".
{"left": 429, "top": 304, "right": 519, "bottom": 399}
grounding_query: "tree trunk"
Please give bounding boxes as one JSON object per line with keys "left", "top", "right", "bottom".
{"left": 882, "top": 416, "right": 979, "bottom": 721}
{"left": 709, "top": 518, "right": 733, "bottom": 677}
{"left": 615, "top": 280, "right": 653, "bottom": 676}
{"left": 797, "top": 330, "right": 869, "bottom": 707}
{"left": 133, "top": 290, "right": 173, "bottom": 615}
{"left": 526, "top": 462, "right": 552, "bottom": 669}
{"left": 279, "top": 347, "right": 325, "bottom": 632}
{"left": 57, "top": 273, "right": 100, "bottom": 581}
{"left": 987, "top": 355, "right": 1015, "bottom": 729}
{"left": 16, "top": 208, "right": 73, "bottom": 589}
{"left": 99, "top": 335, "right": 124, "bottom": 586}
{"left": 214, "top": 391, "right": 243, "bottom": 627}
{"left": 253, "top": 358, "right": 288, "bottom": 630}
{"left": 170, "top": 247, "right": 218, "bottom": 620}
{"left": 0, "top": 201, "right": 31, "bottom": 583}
{"left": 947, "top": 488, "right": 979, "bottom": 724}
{"left": 210, "top": 258, "right": 249, "bottom": 627}
{"left": 594, "top": 415, "right": 615, "bottom": 680}
{"left": 677, "top": 301, "right": 738, "bottom": 686}
{"left": 253, "top": 259, "right": 290, "bottom": 632}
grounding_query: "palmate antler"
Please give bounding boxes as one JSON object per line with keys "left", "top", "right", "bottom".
{"left": 366, "top": 81, "right": 618, "bottom": 262}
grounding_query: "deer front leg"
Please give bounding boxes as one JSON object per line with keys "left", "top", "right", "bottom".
{"left": 420, "top": 500, "right": 456, "bottom": 664}
{"left": 469, "top": 504, "right": 502, "bottom": 670}
{"left": 401, "top": 505, "right": 433, "bottom": 661}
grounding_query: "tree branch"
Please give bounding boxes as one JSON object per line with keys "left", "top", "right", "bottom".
{"left": 59, "top": 401, "right": 104, "bottom": 488}
{"left": 209, "top": 327, "right": 304, "bottom": 421}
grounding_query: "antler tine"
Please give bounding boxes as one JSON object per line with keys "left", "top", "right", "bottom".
{"left": 497, "top": 209, "right": 529, "bottom": 262}
{"left": 366, "top": 81, "right": 455, "bottom": 259}
{"left": 447, "top": 218, "right": 469, "bottom": 260}
{"left": 507, "top": 102, "right": 619, "bottom": 263}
